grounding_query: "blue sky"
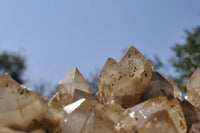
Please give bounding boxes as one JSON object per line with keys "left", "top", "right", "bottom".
{"left": 0, "top": 0, "right": 200, "bottom": 91}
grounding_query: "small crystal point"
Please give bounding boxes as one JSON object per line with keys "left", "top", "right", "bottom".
{"left": 59, "top": 67, "right": 92, "bottom": 97}
{"left": 49, "top": 67, "right": 92, "bottom": 109}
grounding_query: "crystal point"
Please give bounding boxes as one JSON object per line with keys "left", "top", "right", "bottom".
{"left": 98, "top": 46, "right": 154, "bottom": 108}
{"left": 59, "top": 67, "right": 92, "bottom": 96}
{"left": 180, "top": 100, "right": 200, "bottom": 130}
{"left": 49, "top": 67, "right": 92, "bottom": 109}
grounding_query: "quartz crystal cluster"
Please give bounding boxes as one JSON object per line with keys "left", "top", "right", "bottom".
{"left": 0, "top": 46, "right": 200, "bottom": 133}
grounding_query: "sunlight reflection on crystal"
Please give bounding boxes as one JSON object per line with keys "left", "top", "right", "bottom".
{"left": 139, "top": 110, "right": 147, "bottom": 119}
{"left": 115, "top": 123, "right": 121, "bottom": 130}
{"left": 129, "top": 111, "right": 135, "bottom": 118}
{"left": 64, "top": 98, "right": 86, "bottom": 114}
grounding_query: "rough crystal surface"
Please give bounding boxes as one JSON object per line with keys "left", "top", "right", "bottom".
{"left": 120, "top": 97, "right": 187, "bottom": 133}
{"left": 0, "top": 74, "right": 43, "bottom": 131}
{"left": 49, "top": 67, "right": 92, "bottom": 109}
{"left": 187, "top": 67, "right": 200, "bottom": 108}
{"left": 98, "top": 46, "right": 154, "bottom": 108}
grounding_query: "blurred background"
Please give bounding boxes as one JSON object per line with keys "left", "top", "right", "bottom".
{"left": 0, "top": 0, "right": 200, "bottom": 97}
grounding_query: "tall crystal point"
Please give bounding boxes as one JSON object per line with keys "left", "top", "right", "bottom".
{"left": 98, "top": 46, "right": 154, "bottom": 108}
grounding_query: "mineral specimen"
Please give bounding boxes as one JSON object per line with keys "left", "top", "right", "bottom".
{"left": 120, "top": 97, "right": 187, "bottom": 133}
{"left": 59, "top": 98, "right": 93, "bottom": 133}
{"left": 187, "top": 67, "right": 200, "bottom": 108}
{"left": 0, "top": 45, "right": 199, "bottom": 133}
{"left": 59, "top": 67, "right": 92, "bottom": 96}
{"left": 0, "top": 74, "right": 43, "bottom": 131}
{"left": 98, "top": 46, "right": 154, "bottom": 108}
{"left": 49, "top": 67, "right": 92, "bottom": 108}
{"left": 81, "top": 103, "right": 125, "bottom": 133}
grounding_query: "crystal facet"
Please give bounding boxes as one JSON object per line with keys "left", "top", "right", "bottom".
{"left": 140, "top": 110, "right": 178, "bottom": 133}
{"left": 0, "top": 74, "right": 43, "bottom": 131}
{"left": 59, "top": 99, "right": 93, "bottom": 133}
{"left": 120, "top": 97, "right": 187, "bottom": 133}
{"left": 141, "top": 72, "right": 174, "bottom": 101}
{"left": 49, "top": 67, "right": 92, "bottom": 109}
{"left": 0, "top": 45, "right": 199, "bottom": 133}
{"left": 187, "top": 67, "right": 200, "bottom": 108}
{"left": 98, "top": 46, "right": 154, "bottom": 108}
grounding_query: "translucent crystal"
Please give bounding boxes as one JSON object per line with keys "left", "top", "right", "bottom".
{"left": 141, "top": 72, "right": 174, "bottom": 101}
{"left": 187, "top": 67, "right": 200, "bottom": 108}
{"left": 120, "top": 97, "right": 187, "bottom": 133}
{"left": 98, "top": 46, "right": 154, "bottom": 108}
{"left": 49, "top": 67, "right": 92, "bottom": 109}
{"left": 59, "top": 67, "right": 92, "bottom": 97}
{"left": 81, "top": 104, "right": 124, "bottom": 133}
{"left": 167, "top": 78, "right": 183, "bottom": 100}
{"left": 49, "top": 92, "right": 72, "bottom": 109}
{"left": 140, "top": 110, "right": 178, "bottom": 133}
{"left": 120, "top": 97, "right": 168, "bottom": 130}
{"left": 59, "top": 98, "right": 93, "bottom": 133}
{"left": 40, "top": 96, "right": 62, "bottom": 129}
{"left": 0, "top": 74, "right": 43, "bottom": 131}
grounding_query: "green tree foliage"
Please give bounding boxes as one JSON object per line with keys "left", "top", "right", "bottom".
{"left": 170, "top": 27, "right": 200, "bottom": 91}
{"left": 0, "top": 51, "right": 26, "bottom": 84}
